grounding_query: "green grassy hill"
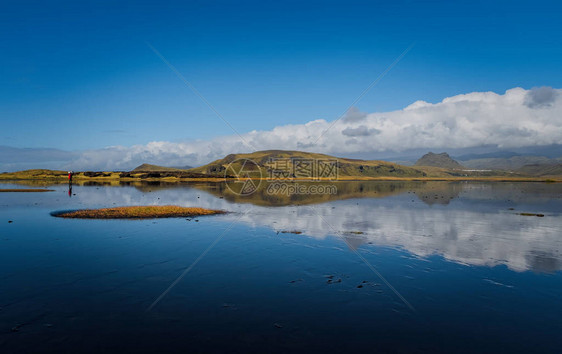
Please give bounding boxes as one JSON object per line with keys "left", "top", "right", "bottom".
{"left": 415, "top": 152, "right": 465, "bottom": 169}
{"left": 0, "top": 169, "right": 69, "bottom": 180}
{"left": 131, "top": 164, "right": 188, "bottom": 172}
{"left": 1, "top": 151, "right": 559, "bottom": 182}
{"left": 188, "top": 150, "right": 427, "bottom": 178}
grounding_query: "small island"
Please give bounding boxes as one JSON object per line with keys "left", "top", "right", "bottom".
{"left": 52, "top": 206, "right": 225, "bottom": 219}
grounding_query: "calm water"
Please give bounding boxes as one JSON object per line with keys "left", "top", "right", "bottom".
{"left": 1, "top": 181, "right": 561, "bottom": 353}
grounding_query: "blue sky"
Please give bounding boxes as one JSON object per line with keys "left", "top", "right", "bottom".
{"left": 1, "top": 0, "right": 561, "bottom": 155}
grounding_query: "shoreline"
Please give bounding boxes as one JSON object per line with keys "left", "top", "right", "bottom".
{"left": 0, "top": 176, "right": 560, "bottom": 183}
{"left": 0, "top": 188, "right": 55, "bottom": 192}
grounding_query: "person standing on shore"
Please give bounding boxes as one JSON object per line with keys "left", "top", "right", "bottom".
{"left": 67, "top": 171, "right": 74, "bottom": 197}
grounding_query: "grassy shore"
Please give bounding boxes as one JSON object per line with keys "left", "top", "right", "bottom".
{"left": 52, "top": 206, "right": 226, "bottom": 219}
{"left": 1, "top": 169, "right": 561, "bottom": 183}
{"left": 0, "top": 170, "right": 228, "bottom": 182}
{"left": 0, "top": 188, "right": 54, "bottom": 192}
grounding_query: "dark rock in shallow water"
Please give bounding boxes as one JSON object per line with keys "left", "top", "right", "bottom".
{"left": 520, "top": 213, "right": 545, "bottom": 217}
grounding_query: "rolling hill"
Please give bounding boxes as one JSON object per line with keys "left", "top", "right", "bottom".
{"left": 187, "top": 150, "right": 427, "bottom": 178}
{"left": 415, "top": 152, "right": 465, "bottom": 169}
{"left": 516, "top": 163, "right": 562, "bottom": 176}
{"left": 1, "top": 150, "right": 559, "bottom": 182}
{"left": 131, "top": 164, "right": 188, "bottom": 172}
{"left": 460, "top": 156, "right": 562, "bottom": 170}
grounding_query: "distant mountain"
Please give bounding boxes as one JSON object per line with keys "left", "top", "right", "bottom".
{"left": 131, "top": 164, "right": 187, "bottom": 172}
{"left": 188, "top": 150, "right": 427, "bottom": 178}
{"left": 456, "top": 144, "right": 562, "bottom": 160}
{"left": 414, "top": 152, "right": 465, "bottom": 169}
{"left": 171, "top": 165, "right": 193, "bottom": 170}
{"left": 516, "top": 164, "right": 562, "bottom": 176}
{"left": 460, "top": 156, "right": 562, "bottom": 170}
{"left": 454, "top": 151, "right": 521, "bottom": 160}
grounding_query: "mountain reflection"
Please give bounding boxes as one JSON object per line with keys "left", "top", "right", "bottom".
{"left": 185, "top": 180, "right": 464, "bottom": 206}
{"left": 5, "top": 180, "right": 560, "bottom": 273}
{"left": 174, "top": 181, "right": 562, "bottom": 273}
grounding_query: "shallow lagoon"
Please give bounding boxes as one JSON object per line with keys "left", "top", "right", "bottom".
{"left": 1, "top": 181, "right": 561, "bottom": 352}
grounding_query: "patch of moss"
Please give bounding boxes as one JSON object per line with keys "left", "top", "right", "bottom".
{"left": 519, "top": 213, "right": 545, "bottom": 217}
{"left": 52, "top": 205, "right": 225, "bottom": 219}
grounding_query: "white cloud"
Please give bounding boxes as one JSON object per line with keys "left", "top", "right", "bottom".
{"left": 53, "top": 86, "right": 562, "bottom": 170}
{"left": 342, "top": 125, "right": 381, "bottom": 137}
{"left": 524, "top": 86, "right": 559, "bottom": 108}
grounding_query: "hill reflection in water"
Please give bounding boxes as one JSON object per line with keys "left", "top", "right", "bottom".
{"left": 4, "top": 180, "right": 560, "bottom": 273}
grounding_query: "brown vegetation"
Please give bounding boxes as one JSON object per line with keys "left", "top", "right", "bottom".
{"left": 519, "top": 213, "right": 545, "bottom": 217}
{"left": 53, "top": 205, "right": 225, "bottom": 219}
{"left": 0, "top": 189, "right": 54, "bottom": 192}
